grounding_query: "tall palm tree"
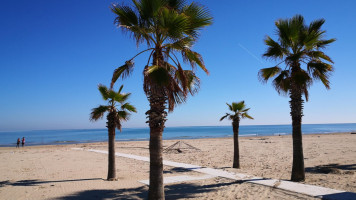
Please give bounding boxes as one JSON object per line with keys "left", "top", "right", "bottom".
{"left": 258, "top": 15, "right": 335, "bottom": 181}
{"left": 220, "top": 101, "right": 253, "bottom": 168}
{"left": 90, "top": 84, "right": 136, "bottom": 181}
{"left": 111, "top": 0, "right": 212, "bottom": 199}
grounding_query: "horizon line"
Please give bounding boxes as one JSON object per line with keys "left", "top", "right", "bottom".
{"left": 1, "top": 122, "right": 356, "bottom": 132}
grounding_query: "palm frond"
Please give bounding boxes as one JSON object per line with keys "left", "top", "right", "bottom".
{"left": 118, "top": 85, "right": 124, "bottom": 93}
{"left": 145, "top": 65, "right": 170, "bottom": 86}
{"left": 308, "top": 19, "right": 325, "bottom": 33}
{"left": 158, "top": 7, "right": 188, "bottom": 39}
{"left": 263, "top": 36, "right": 285, "bottom": 60}
{"left": 114, "top": 92, "right": 131, "bottom": 103}
{"left": 90, "top": 105, "right": 109, "bottom": 121}
{"left": 181, "top": 48, "right": 208, "bottom": 74}
{"left": 138, "top": 0, "right": 165, "bottom": 19}
{"left": 316, "top": 39, "right": 336, "bottom": 49}
{"left": 174, "top": 63, "right": 188, "bottom": 93}
{"left": 184, "top": 70, "right": 200, "bottom": 95}
{"left": 303, "top": 29, "right": 324, "bottom": 50}
{"left": 166, "top": 77, "right": 186, "bottom": 111}
{"left": 220, "top": 113, "right": 230, "bottom": 121}
{"left": 303, "top": 87, "right": 309, "bottom": 102}
{"left": 226, "top": 103, "right": 233, "bottom": 111}
{"left": 166, "top": 0, "right": 186, "bottom": 11}
{"left": 285, "top": 51, "right": 304, "bottom": 63}
{"left": 275, "top": 18, "right": 292, "bottom": 47}
{"left": 231, "top": 101, "right": 245, "bottom": 112}
{"left": 307, "top": 51, "right": 333, "bottom": 63}
{"left": 108, "top": 90, "right": 117, "bottom": 100}
{"left": 182, "top": 2, "right": 213, "bottom": 38}
{"left": 275, "top": 14, "right": 305, "bottom": 50}
{"left": 293, "top": 69, "right": 313, "bottom": 89}
{"left": 111, "top": 5, "right": 138, "bottom": 27}
{"left": 242, "top": 113, "right": 254, "bottom": 119}
{"left": 116, "top": 122, "right": 122, "bottom": 132}
{"left": 307, "top": 62, "right": 333, "bottom": 89}
{"left": 117, "top": 110, "right": 129, "bottom": 121}
{"left": 111, "top": 60, "right": 134, "bottom": 88}
{"left": 241, "top": 108, "right": 250, "bottom": 112}
{"left": 258, "top": 66, "right": 281, "bottom": 83}
{"left": 112, "top": 4, "right": 153, "bottom": 46}
{"left": 165, "top": 37, "right": 195, "bottom": 51}
{"left": 121, "top": 103, "right": 137, "bottom": 113}
{"left": 272, "top": 70, "right": 290, "bottom": 96}
{"left": 98, "top": 84, "right": 109, "bottom": 100}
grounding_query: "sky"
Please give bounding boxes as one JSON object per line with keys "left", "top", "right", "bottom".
{"left": 1, "top": 0, "right": 356, "bottom": 131}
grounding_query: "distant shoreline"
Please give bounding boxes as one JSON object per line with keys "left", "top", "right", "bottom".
{"left": 0, "top": 131, "right": 352, "bottom": 148}
{"left": 2, "top": 122, "right": 356, "bottom": 133}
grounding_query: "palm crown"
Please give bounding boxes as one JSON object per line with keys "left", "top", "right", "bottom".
{"left": 90, "top": 84, "right": 137, "bottom": 131}
{"left": 258, "top": 15, "right": 336, "bottom": 101}
{"left": 111, "top": 0, "right": 212, "bottom": 111}
{"left": 220, "top": 101, "right": 253, "bottom": 122}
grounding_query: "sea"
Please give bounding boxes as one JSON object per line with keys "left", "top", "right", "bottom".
{"left": 1, "top": 123, "right": 356, "bottom": 147}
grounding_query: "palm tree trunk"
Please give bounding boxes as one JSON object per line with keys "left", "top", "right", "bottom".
{"left": 290, "top": 65, "right": 305, "bottom": 182}
{"left": 107, "top": 112, "right": 116, "bottom": 181}
{"left": 232, "top": 120, "right": 240, "bottom": 168}
{"left": 147, "top": 93, "right": 167, "bottom": 200}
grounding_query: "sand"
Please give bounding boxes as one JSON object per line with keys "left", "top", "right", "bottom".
{"left": 0, "top": 133, "right": 355, "bottom": 199}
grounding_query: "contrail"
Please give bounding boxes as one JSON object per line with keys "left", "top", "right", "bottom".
{"left": 238, "top": 43, "right": 264, "bottom": 64}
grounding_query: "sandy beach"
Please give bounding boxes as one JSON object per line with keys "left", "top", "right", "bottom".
{"left": 0, "top": 132, "right": 355, "bottom": 200}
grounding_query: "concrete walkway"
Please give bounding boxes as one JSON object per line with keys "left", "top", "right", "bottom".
{"left": 72, "top": 148, "right": 356, "bottom": 200}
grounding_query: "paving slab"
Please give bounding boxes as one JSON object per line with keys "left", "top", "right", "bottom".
{"left": 139, "top": 174, "right": 216, "bottom": 185}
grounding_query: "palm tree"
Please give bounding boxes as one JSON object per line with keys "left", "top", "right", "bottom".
{"left": 111, "top": 0, "right": 212, "bottom": 199}
{"left": 220, "top": 101, "right": 253, "bottom": 168}
{"left": 90, "top": 84, "right": 136, "bottom": 181}
{"left": 258, "top": 15, "right": 335, "bottom": 181}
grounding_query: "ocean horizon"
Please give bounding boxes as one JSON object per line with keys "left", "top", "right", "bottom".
{"left": 1, "top": 123, "right": 356, "bottom": 147}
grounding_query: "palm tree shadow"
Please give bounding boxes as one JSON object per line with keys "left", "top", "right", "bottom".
{"left": 2, "top": 178, "right": 103, "bottom": 187}
{"left": 54, "top": 186, "right": 147, "bottom": 200}
{"left": 54, "top": 181, "right": 239, "bottom": 200}
{"left": 305, "top": 163, "right": 356, "bottom": 174}
{"left": 163, "top": 167, "right": 192, "bottom": 174}
{"left": 0, "top": 180, "right": 11, "bottom": 187}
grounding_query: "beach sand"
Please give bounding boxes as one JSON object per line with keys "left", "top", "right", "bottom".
{"left": 0, "top": 133, "right": 355, "bottom": 199}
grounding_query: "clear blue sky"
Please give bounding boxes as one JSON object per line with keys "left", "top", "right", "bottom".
{"left": 1, "top": 0, "right": 355, "bottom": 131}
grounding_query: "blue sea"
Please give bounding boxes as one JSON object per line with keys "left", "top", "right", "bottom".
{"left": 1, "top": 123, "right": 356, "bottom": 147}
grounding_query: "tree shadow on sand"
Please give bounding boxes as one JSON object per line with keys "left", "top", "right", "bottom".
{"left": 163, "top": 167, "right": 193, "bottom": 174}
{"left": 305, "top": 163, "right": 356, "bottom": 174}
{"left": 1, "top": 178, "right": 103, "bottom": 187}
{"left": 53, "top": 181, "right": 239, "bottom": 200}
{"left": 0, "top": 180, "right": 11, "bottom": 187}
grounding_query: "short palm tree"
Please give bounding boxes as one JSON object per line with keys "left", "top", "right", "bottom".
{"left": 90, "top": 84, "right": 136, "bottom": 181}
{"left": 111, "top": 0, "right": 212, "bottom": 199}
{"left": 258, "top": 15, "right": 335, "bottom": 181}
{"left": 220, "top": 101, "right": 253, "bottom": 168}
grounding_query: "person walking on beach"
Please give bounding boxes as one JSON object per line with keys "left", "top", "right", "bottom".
{"left": 16, "top": 138, "right": 20, "bottom": 148}
{"left": 22, "top": 137, "right": 25, "bottom": 147}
